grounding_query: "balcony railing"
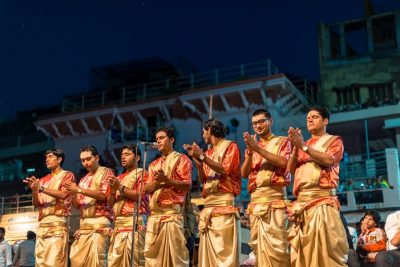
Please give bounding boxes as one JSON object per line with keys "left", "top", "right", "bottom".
{"left": 0, "top": 194, "right": 36, "bottom": 214}
{"left": 341, "top": 150, "right": 389, "bottom": 180}
{"left": 62, "top": 60, "right": 280, "bottom": 112}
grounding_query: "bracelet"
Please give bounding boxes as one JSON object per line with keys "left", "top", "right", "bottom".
{"left": 110, "top": 192, "right": 116, "bottom": 195}
{"left": 289, "top": 154, "right": 297, "bottom": 158}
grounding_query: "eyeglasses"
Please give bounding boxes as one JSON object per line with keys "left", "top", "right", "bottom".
{"left": 251, "top": 118, "right": 270, "bottom": 127}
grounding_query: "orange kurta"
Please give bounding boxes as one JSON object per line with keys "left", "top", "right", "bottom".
{"left": 288, "top": 135, "right": 348, "bottom": 267}
{"left": 247, "top": 136, "right": 291, "bottom": 193}
{"left": 76, "top": 167, "right": 114, "bottom": 220}
{"left": 202, "top": 141, "right": 241, "bottom": 197}
{"left": 144, "top": 152, "right": 192, "bottom": 267}
{"left": 38, "top": 171, "right": 74, "bottom": 220}
{"left": 358, "top": 227, "right": 386, "bottom": 263}
{"left": 199, "top": 140, "right": 241, "bottom": 267}
{"left": 293, "top": 137, "right": 343, "bottom": 196}
{"left": 116, "top": 169, "right": 149, "bottom": 216}
{"left": 147, "top": 154, "right": 192, "bottom": 207}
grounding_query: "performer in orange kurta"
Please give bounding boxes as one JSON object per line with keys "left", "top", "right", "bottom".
{"left": 144, "top": 127, "right": 192, "bottom": 267}
{"left": 24, "top": 148, "right": 74, "bottom": 267}
{"left": 107, "top": 144, "right": 149, "bottom": 267}
{"left": 287, "top": 106, "right": 349, "bottom": 267}
{"left": 66, "top": 145, "right": 114, "bottom": 267}
{"left": 184, "top": 118, "right": 241, "bottom": 267}
{"left": 241, "top": 109, "right": 291, "bottom": 267}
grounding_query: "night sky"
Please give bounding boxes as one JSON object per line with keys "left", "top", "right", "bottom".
{"left": 0, "top": 0, "right": 374, "bottom": 119}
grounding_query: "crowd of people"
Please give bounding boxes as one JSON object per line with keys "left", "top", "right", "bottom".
{"left": 0, "top": 228, "right": 35, "bottom": 267}
{"left": 331, "top": 94, "right": 400, "bottom": 113}
{"left": 0, "top": 105, "right": 399, "bottom": 267}
{"left": 339, "top": 176, "right": 394, "bottom": 192}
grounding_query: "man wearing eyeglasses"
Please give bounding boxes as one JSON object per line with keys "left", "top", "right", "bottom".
{"left": 66, "top": 145, "right": 115, "bottom": 267}
{"left": 241, "top": 109, "right": 291, "bottom": 267}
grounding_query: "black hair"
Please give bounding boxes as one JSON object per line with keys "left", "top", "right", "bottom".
{"left": 80, "top": 145, "right": 99, "bottom": 156}
{"left": 27, "top": 231, "right": 36, "bottom": 240}
{"left": 120, "top": 144, "right": 142, "bottom": 158}
{"left": 252, "top": 109, "right": 272, "bottom": 119}
{"left": 45, "top": 148, "right": 65, "bottom": 166}
{"left": 155, "top": 127, "right": 175, "bottom": 140}
{"left": 308, "top": 105, "right": 330, "bottom": 120}
{"left": 203, "top": 118, "right": 226, "bottom": 138}
{"left": 364, "top": 210, "right": 381, "bottom": 225}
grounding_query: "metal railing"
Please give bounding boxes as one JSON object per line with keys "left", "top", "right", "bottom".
{"left": 341, "top": 150, "right": 388, "bottom": 180}
{"left": 62, "top": 60, "right": 280, "bottom": 112}
{"left": 0, "top": 194, "right": 36, "bottom": 214}
{"left": 290, "top": 79, "right": 319, "bottom": 104}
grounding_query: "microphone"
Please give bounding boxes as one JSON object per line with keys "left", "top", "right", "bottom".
{"left": 139, "top": 141, "right": 158, "bottom": 148}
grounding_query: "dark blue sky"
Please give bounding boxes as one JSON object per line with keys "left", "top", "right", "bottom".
{"left": 0, "top": 0, "right": 370, "bottom": 119}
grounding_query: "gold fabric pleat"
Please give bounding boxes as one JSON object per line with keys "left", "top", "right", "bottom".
{"left": 289, "top": 203, "right": 349, "bottom": 267}
{"left": 35, "top": 215, "right": 68, "bottom": 267}
{"left": 248, "top": 187, "right": 290, "bottom": 267}
{"left": 108, "top": 216, "right": 146, "bottom": 267}
{"left": 198, "top": 193, "right": 239, "bottom": 267}
{"left": 144, "top": 214, "right": 189, "bottom": 267}
{"left": 69, "top": 216, "right": 111, "bottom": 267}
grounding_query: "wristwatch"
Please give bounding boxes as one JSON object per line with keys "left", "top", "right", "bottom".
{"left": 199, "top": 154, "right": 205, "bottom": 162}
{"left": 39, "top": 186, "right": 45, "bottom": 193}
{"left": 302, "top": 145, "right": 309, "bottom": 153}
{"left": 77, "top": 188, "right": 82, "bottom": 194}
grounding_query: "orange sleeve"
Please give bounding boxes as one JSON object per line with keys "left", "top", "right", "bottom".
{"left": 221, "top": 143, "right": 240, "bottom": 178}
{"left": 278, "top": 137, "right": 291, "bottom": 159}
{"left": 60, "top": 172, "right": 75, "bottom": 191}
{"left": 147, "top": 161, "right": 157, "bottom": 184}
{"left": 100, "top": 168, "right": 114, "bottom": 197}
{"left": 175, "top": 155, "right": 192, "bottom": 183}
{"left": 222, "top": 143, "right": 241, "bottom": 195}
{"left": 325, "top": 137, "right": 344, "bottom": 165}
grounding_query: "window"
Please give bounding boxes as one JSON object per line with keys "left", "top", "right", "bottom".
{"left": 372, "top": 14, "right": 397, "bottom": 51}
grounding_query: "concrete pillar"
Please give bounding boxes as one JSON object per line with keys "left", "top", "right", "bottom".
{"left": 366, "top": 18, "right": 374, "bottom": 53}
{"left": 395, "top": 11, "right": 400, "bottom": 53}
{"left": 385, "top": 148, "right": 400, "bottom": 189}
{"left": 340, "top": 23, "right": 347, "bottom": 57}
{"left": 396, "top": 128, "right": 400, "bottom": 151}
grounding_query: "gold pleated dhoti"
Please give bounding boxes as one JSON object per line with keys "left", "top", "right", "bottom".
{"left": 70, "top": 216, "right": 112, "bottom": 267}
{"left": 198, "top": 193, "right": 240, "bottom": 267}
{"left": 144, "top": 205, "right": 188, "bottom": 267}
{"left": 35, "top": 215, "right": 68, "bottom": 267}
{"left": 248, "top": 187, "right": 290, "bottom": 267}
{"left": 108, "top": 215, "right": 146, "bottom": 267}
{"left": 288, "top": 189, "right": 349, "bottom": 267}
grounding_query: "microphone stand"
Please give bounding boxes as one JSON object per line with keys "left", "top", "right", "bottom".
{"left": 130, "top": 143, "right": 149, "bottom": 267}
